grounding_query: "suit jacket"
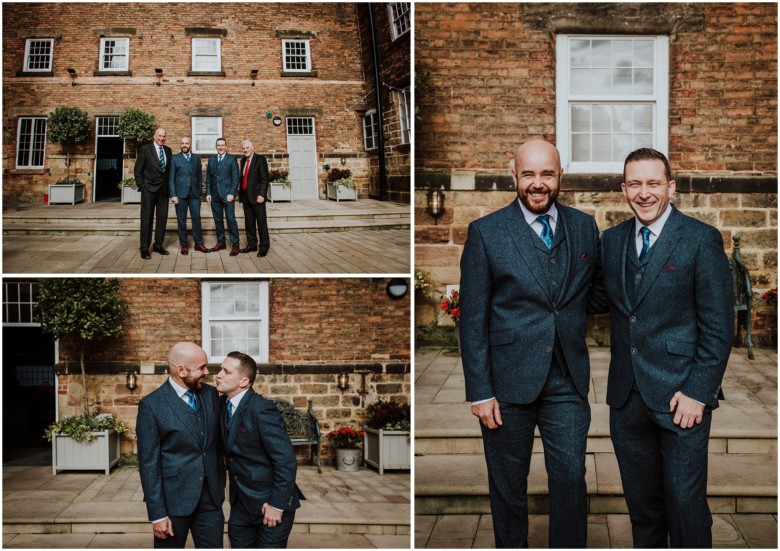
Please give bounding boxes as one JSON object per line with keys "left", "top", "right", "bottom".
{"left": 136, "top": 382, "right": 225, "bottom": 521}
{"left": 206, "top": 153, "right": 239, "bottom": 201}
{"left": 221, "top": 388, "right": 301, "bottom": 512}
{"left": 599, "top": 206, "right": 733, "bottom": 412}
{"left": 239, "top": 153, "right": 270, "bottom": 204}
{"left": 168, "top": 151, "right": 202, "bottom": 200}
{"left": 459, "top": 200, "right": 600, "bottom": 404}
{"left": 134, "top": 142, "right": 172, "bottom": 194}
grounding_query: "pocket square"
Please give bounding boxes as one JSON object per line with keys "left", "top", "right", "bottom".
{"left": 579, "top": 253, "right": 589, "bottom": 259}
{"left": 239, "top": 427, "right": 248, "bottom": 433}
{"left": 663, "top": 264, "right": 676, "bottom": 271}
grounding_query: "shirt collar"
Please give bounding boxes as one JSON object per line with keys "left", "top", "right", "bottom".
{"left": 634, "top": 203, "right": 674, "bottom": 238}
{"left": 517, "top": 198, "right": 558, "bottom": 227}
{"left": 228, "top": 388, "right": 249, "bottom": 410}
{"left": 168, "top": 378, "right": 190, "bottom": 398}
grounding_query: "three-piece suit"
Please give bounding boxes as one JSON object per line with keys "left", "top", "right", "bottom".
{"left": 206, "top": 153, "right": 240, "bottom": 248}
{"left": 168, "top": 151, "right": 204, "bottom": 247}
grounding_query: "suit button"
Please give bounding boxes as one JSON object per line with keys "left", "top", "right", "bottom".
{"left": 630, "top": 316, "right": 636, "bottom": 323}
{"left": 635, "top": 273, "right": 643, "bottom": 280}
{"left": 550, "top": 258, "right": 557, "bottom": 264}
{"left": 545, "top": 346, "right": 552, "bottom": 353}
{"left": 551, "top": 280, "right": 558, "bottom": 287}
{"left": 554, "top": 309, "right": 559, "bottom": 315}
{"left": 631, "top": 347, "right": 637, "bottom": 354}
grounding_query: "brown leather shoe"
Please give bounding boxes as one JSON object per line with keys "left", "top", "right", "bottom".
{"left": 194, "top": 244, "right": 210, "bottom": 253}
{"left": 209, "top": 242, "right": 226, "bottom": 252}
{"left": 229, "top": 245, "right": 240, "bottom": 256}
{"left": 180, "top": 245, "right": 188, "bottom": 255}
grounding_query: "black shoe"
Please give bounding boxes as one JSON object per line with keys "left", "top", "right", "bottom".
{"left": 240, "top": 246, "right": 257, "bottom": 253}
{"left": 153, "top": 244, "right": 169, "bottom": 255}
{"left": 140, "top": 248, "right": 151, "bottom": 260}
{"left": 257, "top": 250, "right": 269, "bottom": 257}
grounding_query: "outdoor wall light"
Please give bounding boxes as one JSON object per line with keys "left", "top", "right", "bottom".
{"left": 154, "top": 68, "right": 163, "bottom": 86}
{"left": 322, "top": 163, "right": 331, "bottom": 171}
{"left": 67, "top": 67, "right": 77, "bottom": 86}
{"left": 265, "top": 111, "right": 273, "bottom": 119}
{"left": 272, "top": 116, "right": 282, "bottom": 127}
{"left": 356, "top": 370, "right": 371, "bottom": 407}
{"left": 427, "top": 187, "right": 445, "bottom": 224}
{"left": 337, "top": 373, "right": 349, "bottom": 392}
{"left": 386, "top": 278, "right": 409, "bottom": 300}
{"left": 250, "top": 69, "right": 258, "bottom": 85}
{"left": 126, "top": 370, "right": 138, "bottom": 393}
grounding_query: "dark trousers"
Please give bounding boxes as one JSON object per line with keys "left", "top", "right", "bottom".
{"left": 610, "top": 389, "right": 713, "bottom": 548}
{"left": 228, "top": 497, "right": 295, "bottom": 548}
{"left": 140, "top": 187, "right": 168, "bottom": 249}
{"left": 154, "top": 479, "right": 224, "bottom": 549}
{"left": 175, "top": 196, "right": 204, "bottom": 246}
{"left": 210, "top": 196, "right": 239, "bottom": 246}
{"left": 481, "top": 361, "right": 590, "bottom": 548}
{"left": 240, "top": 192, "right": 270, "bottom": 253}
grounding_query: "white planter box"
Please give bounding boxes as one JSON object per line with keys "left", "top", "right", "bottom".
{"left": 51, "top": 430, "right": 121, "bottom": 475}
{"left": 48, "top": 183, "right": 85, "bottom": 205}
{"left": 326, "top": 182, "right": 358, "bottom": 202}
{"left": 269, "top": 182, "right": 293, "bottom": 203}
{"left": 121, "top": 186, "right": 142, "bottom": 204}
{"left": 363, "top": 428, "right": 410, "bottom": 475}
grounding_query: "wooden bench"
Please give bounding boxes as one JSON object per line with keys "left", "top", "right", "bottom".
{"left": 730, "top": 235, "right": 754, "bottom": 360}
{"left": 271, "top": 398, "right": 322, "bottom": 473}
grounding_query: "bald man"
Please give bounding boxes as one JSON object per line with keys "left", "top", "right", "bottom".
{"left": 459, "top": 140, "right": 601, "bottom": 548}
{"left": 137, "top": 342, "right": 225, "bottom": 548}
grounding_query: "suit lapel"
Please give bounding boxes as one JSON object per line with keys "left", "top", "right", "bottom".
{"left": 617, "top": 221, "right": 635, "bottom": 311}
{"left": 555, "top": 206, "right": 573, "bottom": 304}
{"left": 226, "top": 388, "right": 253, "bottom": 452}
{"left": 632, "top": 207, "right": 683, "bottom": 308}
{"left": 163, "top": 383, "right": 204, "bottom": 450}
{"left": 505, "top": 202, "right": 550, "bottom": 299}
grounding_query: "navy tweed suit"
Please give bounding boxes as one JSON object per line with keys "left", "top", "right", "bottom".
{"left": 459, "top": 200, "right": 600, "bottom": 548}
{"left": 206, "top": 153, "right": 240, "bottom": 247}
{"left": 137, "top": 382, "right": 225, "bottom": 548}
{"left": 598, "top": 205, "right": 733, "bottom": 547}
{"left": 168, "top": 151, "right": 204, "bottom": 247}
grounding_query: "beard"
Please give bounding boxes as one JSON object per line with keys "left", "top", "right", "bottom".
{"left": 518, "top": 185, "right": 559, "bottom": 214}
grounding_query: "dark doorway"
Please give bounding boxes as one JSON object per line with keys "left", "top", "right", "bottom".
{"left": 3, "top": 326, "right": 56, "bottom": 466}
{"left": 94, "top": 136, "right": 124, "bottom": 201}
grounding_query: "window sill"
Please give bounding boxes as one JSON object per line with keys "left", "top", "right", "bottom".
{"left": 93, "top": 70, "right": 132, "bottom": 76}
{"left": 8, "top": 168, "right": 48, "bottom": 174}
{"left": 188, "top": 71, "right": 226, "bottom": 77}
{"left": 281, "top": 70, "right": 318, "bottom": 78}
{"left": 15, "top": 71, "right": 53, "bottom": 77}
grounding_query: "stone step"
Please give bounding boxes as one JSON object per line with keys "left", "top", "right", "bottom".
{"left": 414, "top": 452, "right": 778, "bottom": 516}
{"left": 414, "top": 402, "right": 778, "bottom": 456}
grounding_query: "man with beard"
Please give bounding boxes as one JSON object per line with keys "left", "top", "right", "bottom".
{"left": 137, "top": 342, "right": 225, "bottom": 548}
{"left": 459, "top": 139, "right": 600, "bottom": 548}
{"left": 169, "top": 137, "right": 209, "bottom": 256}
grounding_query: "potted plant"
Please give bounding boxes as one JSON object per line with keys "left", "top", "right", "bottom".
{"left": 47, "top": 107, "right": 90, "bottom": 204}
{"left": 268, "top": 169, "right": 293, "bottom": 203}
{"left": 117, "top": 107, "right": 156, "bottom": 159}
{"left": 117, "top": 177, "right": 141, "bottom": 204}
{"left": 363, "top": 399, "right": 411, "bottom": 474}
{"left": 440, "top": 288, "right": 461, "bottom": 354}
{"left": 326, "top": 168, "right": 358, "bottom": 202}
{"left": 35, "top": 278, "right": 130, "bottom": 475}
{"left": 325, "top": 425, "right": 364, "bottom": 472}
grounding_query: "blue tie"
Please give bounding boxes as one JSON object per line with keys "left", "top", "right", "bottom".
{"left": 227, "top": 400, "right": 233, "bottom": 418}
{"left": 537, "top": 215, "right": 553, "bottom": 249}
{"left": 185, "top": 153, "right": 190, "bottom": 162}
{"left": 158, "top": 146, "right": 166, "bottom": 171}
{"left": 639, "top": 226, "right": 651, "bottom": 261}
{"left": 184, "top": 390, "right": 197, "bottom": 411}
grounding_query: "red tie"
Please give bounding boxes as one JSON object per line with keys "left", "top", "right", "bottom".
{"left": 242, "top": 157, "right": 250, "bottom": 190}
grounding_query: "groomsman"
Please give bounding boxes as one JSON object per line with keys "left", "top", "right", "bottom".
{"left": 169, "top": 136, "right": 209, "bottom": 255}
{"left": 134, "top": 127, "right": 171, "bottom": 259}
{"left": 238, "top": 140, "right": 271, "bottom": 257}
{"left": 206, "top": 137, "right": 241, "bottom": 256}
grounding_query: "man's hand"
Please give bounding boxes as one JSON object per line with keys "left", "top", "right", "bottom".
{"left": 261, "top": 503, "right": 283, "bottom": 527}
{"left": 152, "top": 518, "right": 174, "bottom": 540}
{"left": 471, "top": 398, "right": 502, "bottom": 429}
{"left": 227, "top": 194, "right": 234, "bottom": 203}
{"left": 171, "top": 197, "right": 179, "bottom": 205}
{"left": 206, "top": 195, "right": 212, "bottom": 204}
{"left": 669, "top": 391, "right": 704, "bottom": 429}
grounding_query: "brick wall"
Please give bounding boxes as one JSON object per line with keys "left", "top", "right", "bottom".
{"left": 52, "top": 277, "right": 411, "bottom": 458}
{"left": 2, "top": 3, "right": 382, "bottom": 202}
{"left": 414, "top": 3, "right": 778, "bottom": 342}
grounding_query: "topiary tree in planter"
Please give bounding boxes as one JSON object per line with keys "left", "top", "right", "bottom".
{"left": 47, "top": 106, "right": 91, "bottom": 180}
{"left": 117, "top": 107, "right": 156, "bottom": 156}
{"left": 35, "top": 278, "right": 129, "bottom": 417}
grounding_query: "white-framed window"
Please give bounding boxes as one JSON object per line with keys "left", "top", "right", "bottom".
{"left": 16, "top": 117, "right": 47, "bottom": 169}
{"left": 397, "top": 88, "right": 411, "bottom": 145}
{"left": 23, "top": 38, "right": 54, "bottom": 72}
{"left": 388, "top": 3, "right": 411, "bottom": 40}
{"left": 362, "top": 110, "right": 378, "bottom": 150}
{"left": 96, "top": 116, "right": 119, "bottom": 137}
{"left": 99, "top": 38, "right": 129, "bottom": 71}
{"left": 192, "top": 38, "right": 221, "bottom": 72}
{"left": 192, "top": 117, "right": 222, "bottom": 154}
{"left": 556, "top": 35, "right": 669, "bottom": 174}
{"left": 202, "top": 281, "right": 269, "bottom": 363}
{"left": 3, "top": 281, "right": 39, "bottom": 326}
{"left": 282, "top": 39, "right": 311, "bottom": 72}
{"left": 286, "top": 117, "right": 314, "bottom": 135}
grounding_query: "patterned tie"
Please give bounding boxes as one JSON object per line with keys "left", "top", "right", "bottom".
{"left": 537, "top": 214, "right": 553, "bottom": 249}
{"left": 639, "top": 226, "right": 652, "bottom": 261}
{"left": 227, "top": 400, "right": 233, "bottom": 419}
{"left": 184, "top": 390, "right": 197, "bottom": 412}
{"left": 158, "top": 146, "right": 166, "bottom": 171}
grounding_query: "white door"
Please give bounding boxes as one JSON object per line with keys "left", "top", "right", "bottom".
{"left": 286, "top": 117, "right": 318, "bottom": 200}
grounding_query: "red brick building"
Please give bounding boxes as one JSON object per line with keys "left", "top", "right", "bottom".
{"left": 2, "top": 2, "right": 411, "bottom": 204}
{"left": 415, "top": 3, "right": 777, "bottom": 343}
{"left": 3, "top": 278, "right": 411, "bottom": 459}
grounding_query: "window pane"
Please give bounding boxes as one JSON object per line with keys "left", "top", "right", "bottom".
{"left": 389, "top": 3, "right": 411, "bottom": 39}
{"left": 592, "top": 69, "right": 611, "bottom": 94}
{"left": 613, "top": 134, "right": 633, "bottom": 161}
{"left": 634, "top": 69, "right": 654, "bottom": 95}
{"left": 571, "top": 134, "right": 590, "bottom": 162}
{"left": 26, "top": 39, "right": 53, "bottom": 71}
{"left": 634, "top": 40, "right": 654, "bottom": 67}
{"left": 591, "top": 40, "right": 611, "bottom": 66}
{"left": 570, "top": 39, "right": 590, "bottom": 67}
{"left": 612, "top": 105, "right": 632, "bottom": 133}
{"left": 592, "top": 105, "right": 611, "bottom": 132}
{"left": 571, "top": 105, "right": 590, "bottom": 132}
{"left": 613, "top": 68, "right": 632, "bottom": 94}
{"left": 570, "top": 68, "right": 590, "bottom": 95}
{"left": 633, "top": 105, "right": 653, "bottom": 133}
{"left": 613, "top": 40, "right": 633, "bottom": 68}
{"left": 592, "top": 134, "right": 611, "bottom": 162}
{"left": 633, "top": 134, "right": 654, "bottom": 150}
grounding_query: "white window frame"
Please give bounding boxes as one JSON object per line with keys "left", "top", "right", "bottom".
{"left": 3, "top": 281, "right": 39, "bottom": 327}
{"left": 191, "top": 117, "right": 223, "bottom": 154}
{"left": 282, "top": 39, "right": 311, "bottom": 72}
{"left": 556, "top": 34, "right": 669, "bottom": 174}
{"left": 16, "top": 117, "right": 47, "bottom": 169}
{"left": 362, "top": 110, "right": 378, "bottom": 151}
{"left": 192, "top": 38, "right": 221, "bottom": 72}
{"left": 397, "top": 88, "right": 411, "bottom": 145}
{"left": 23, "top": 38, "right": 54, "bottom": 72}
{"left": 99, "top": 37, "right": 130, "bottom": 71}
{"left": 201, "top": 281, "right": 269, "bottom": 364}
{"left": 388, "top": 3, "right": 411, "bottom": 40}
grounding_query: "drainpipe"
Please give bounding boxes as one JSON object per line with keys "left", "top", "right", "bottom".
{"left": 367, "top": 5, "right": 388, "bottom": 201}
